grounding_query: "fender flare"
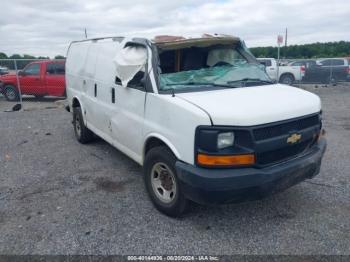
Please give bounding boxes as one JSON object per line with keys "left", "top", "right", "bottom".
{"left": 143, "top": 133, "right": 181, "bottom": 162}
{"left": 71, "top": 96, "right": 87, "bottom": 125}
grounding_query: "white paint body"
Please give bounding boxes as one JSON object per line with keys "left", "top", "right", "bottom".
{"left": 66, "top": 38, "right": 321, "bottom": 166}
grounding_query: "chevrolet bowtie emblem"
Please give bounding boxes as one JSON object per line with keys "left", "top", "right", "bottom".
{"left": 287, "top": 133, "right": 302, "bottom": 144}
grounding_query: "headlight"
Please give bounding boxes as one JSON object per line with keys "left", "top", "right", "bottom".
{"left": 217, "top": 132, "right": 234, "bottom": 149}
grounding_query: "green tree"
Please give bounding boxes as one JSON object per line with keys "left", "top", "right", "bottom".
{"left": 0, "top": 52, "right": 8, "bottom": 59}
{"left": 54, "top": 55, "right": 65, "bottom": 59}
{"left": 250, "top": 41, "right": 350, "bottom": 59}
{"left": 23, "top": 54, "right": 36, "bottom": 59}
{"left": 9, "top": 54, "right": 22, "bottom": 59}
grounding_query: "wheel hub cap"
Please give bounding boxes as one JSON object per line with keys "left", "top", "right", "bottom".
{"left": 151, "top": 162, "right": 177, "bottom": 204}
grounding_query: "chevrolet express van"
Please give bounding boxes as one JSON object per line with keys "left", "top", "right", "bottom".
{"left": 65, "top": 35, "right": 326, "bottom": 216}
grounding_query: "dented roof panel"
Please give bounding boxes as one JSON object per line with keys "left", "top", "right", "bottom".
{"left": 153, "top": 36, "right": 241, "bottom": 50}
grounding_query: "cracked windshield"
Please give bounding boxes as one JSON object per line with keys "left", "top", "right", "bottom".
{"left": 159, "top": 45, "right": 272, "bottom": 91}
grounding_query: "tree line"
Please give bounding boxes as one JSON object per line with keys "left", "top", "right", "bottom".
{"left": 250, "top": 41, "right": 350, "bottom": 59}
{"left": 0, "top": 53, "right": 65, "bottom": 70}
{"left": 0, "top": 53, "right": 65, "bottom": 60}
{"left": 1, "top": 41, "right": 350, "bottom": 63}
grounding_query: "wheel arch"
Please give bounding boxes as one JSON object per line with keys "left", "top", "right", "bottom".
{"left": 71, "top": 96, "right": 87, "bottom": 125}
{"left": 72, "top": 96, "right": 81, "bottom": 108}
{"left": 279, "top": 72, "right": 295, "bottom": 82}
{"left": 143, "top": 134, "right": 181, "bottom": 164}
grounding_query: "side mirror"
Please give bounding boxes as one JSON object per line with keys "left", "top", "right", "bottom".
{"left": 18, "top": 70, "right": 25, "bottom": 76}
{"left": 127, "top": 71, "right": 145, "bottom": 88}
{"left": 115, "top": 71, "right": 145, "bottom": 88}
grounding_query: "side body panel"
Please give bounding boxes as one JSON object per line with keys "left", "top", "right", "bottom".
{"left": 143, "top": 93, "right": 211, "bottom": 165}
{"left": 66, "top": 41, "right": 91, "bottom": 124}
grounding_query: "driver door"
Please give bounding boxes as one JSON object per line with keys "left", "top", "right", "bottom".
{"left": 110, "top": 72, "right": 147, "bottom": 161}
{"left": 19, "top": 63, "right": 45, "bottom": 95}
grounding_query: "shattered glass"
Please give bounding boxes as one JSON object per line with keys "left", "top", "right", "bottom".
{"left": 159, "top": 63, "right": 270, "bottom": 90}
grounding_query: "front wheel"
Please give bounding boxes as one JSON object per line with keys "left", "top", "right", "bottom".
{"left": 4, "top": 85, "right": 19, "bottom": 101}
{"left": 73, "top": 107, "right": 94, "bottom": 144}
{"left": 144, "top": 146, "right": 188, "bottom": 217}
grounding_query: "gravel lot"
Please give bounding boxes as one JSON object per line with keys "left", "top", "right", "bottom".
{"left": 0, "top": 85, "right": 349, "bottom": 255}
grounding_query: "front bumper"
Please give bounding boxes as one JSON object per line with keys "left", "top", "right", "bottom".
{"left": 175, "top": 138, "right": 327, "bottom": 205}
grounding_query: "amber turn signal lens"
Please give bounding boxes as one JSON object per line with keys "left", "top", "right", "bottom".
{"left": 197, "top": 153, "right": 255, "bottom": 167}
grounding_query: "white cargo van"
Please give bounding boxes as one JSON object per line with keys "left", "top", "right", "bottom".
{"left": 65, "top": 35, "right": 326, "bottom": 217}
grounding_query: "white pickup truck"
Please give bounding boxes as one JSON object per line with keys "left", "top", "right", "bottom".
{"left": 257, "top": 58, "right": 305, "bottom": 85}
{"left": 65, "top": 35, "right": 326, "bottom": 217}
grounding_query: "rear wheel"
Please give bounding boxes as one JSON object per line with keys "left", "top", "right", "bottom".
{"left": 144, "top": 146, "right": 188, "bottom": 217}
{"left": 4, "top": 85, "right": 19, "bottom": 101}
{"left": 73, "top": 107, "right": 94, "bottom": 143}
{"left": 327, "top": 76, "right": 337, "bottom": 86}
{"left": 279, "top": 74, "right": 295, "bottom": 85}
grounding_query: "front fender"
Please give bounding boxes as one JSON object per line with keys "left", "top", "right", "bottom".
{"left": 143, "top": 133, "right": 181, "bottom": 163}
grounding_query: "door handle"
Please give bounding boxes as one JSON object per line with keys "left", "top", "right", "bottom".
{"left": 111, "top": 88, "right": 115, "bottom": 103}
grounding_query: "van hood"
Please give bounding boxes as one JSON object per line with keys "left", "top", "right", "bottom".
{"left": 176, "top": 84, "right": 321, "bottom": 126}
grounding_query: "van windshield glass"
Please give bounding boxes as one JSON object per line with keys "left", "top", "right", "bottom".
{"left": 158, "top": 45, "right": 271, "bottom": 91}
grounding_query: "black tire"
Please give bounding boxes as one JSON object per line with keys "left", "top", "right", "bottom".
{"left": 73, "top": 107, "right": 94, "bottom": 144}
{"left": 4, "top": 85, "right": 19, "bottom": 101}
{"left": 327, "top": 76, "right": 337, "bottom": 86}
{"left": 279, "top": 74, "right": 294, "bottom": 85}
{"left": 144, "top": 146, "right": 189, "bottom": 217}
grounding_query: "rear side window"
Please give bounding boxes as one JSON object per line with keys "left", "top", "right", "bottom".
{"left": 332, "top": 59, "right": 345, "bottom": 66}
{"left": 291, "top": 61, "right": 303, "bottom": 66}
{"left": 259, "top": 59, "right": 271, "bottom": 67}
{"left": 320, "top": 60, "right": 331, "bottom": 66}
{"left": 320, "top": 59, "right": 344, "bottom": 66}
{"left": 46, "top": 63, "right": 65, "bottom": 75}
{"left": 24, "top": 63, "right": 40, "bottom": 75}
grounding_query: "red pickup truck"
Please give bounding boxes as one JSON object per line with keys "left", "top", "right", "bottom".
{"left": 0, "top": 60, "right": 66, "bottom": 101}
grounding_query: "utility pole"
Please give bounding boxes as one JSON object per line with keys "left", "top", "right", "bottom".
{"left": 284, "top": 28, "right": 288, "bottom": 58}
{"left": 277, "top": 34, "right": 283, "bottom": 81}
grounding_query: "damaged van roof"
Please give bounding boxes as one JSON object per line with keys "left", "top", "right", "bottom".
{"left": 152, "top": 35, "right": 241, "bottom": 50}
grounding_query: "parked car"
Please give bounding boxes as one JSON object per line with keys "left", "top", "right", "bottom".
{"left": 66, "top": 35, "right": 326, "bottom": 216}
{"left": 289, "top": 58, "right": 350, "bottom": 83}
{"left": 317, "top": 58, "right": 350, "bottom": 83}
{"left": 0, "top": 60, "right": 66, "bottom": 101}
{"left": 0, "top": 66, "right": 9, "bottom": 75}
{"left": 257, "top": 58, "right": 305, "bottom": 85}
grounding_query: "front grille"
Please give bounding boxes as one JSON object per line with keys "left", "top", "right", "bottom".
{"left": 253, "top": 114, "right": 320, "bottom": 141}
{"left": 256, "top": 138, "right": 314, "bottom": 166}
{"left": 253, "top": 114, "right": 321, "bottom": 166}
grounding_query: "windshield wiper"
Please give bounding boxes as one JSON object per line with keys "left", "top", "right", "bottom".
{"left": 165, "top": 81, "right": 239, "bottom": 88}
{"left": 227, "top": 78, "right": 274, "bottom": 85}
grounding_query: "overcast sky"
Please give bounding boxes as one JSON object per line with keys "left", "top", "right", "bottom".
{"left": 0, "top": 0, "right": 349, "bottom": 57}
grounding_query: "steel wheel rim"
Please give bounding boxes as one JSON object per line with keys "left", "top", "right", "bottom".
{"left": 150, "top": 162, "right": 177, "bottom": 204}
{"left": 283, "top": 77, "right": 292, "bottom": 85}
{"left": 6, "top": 88, "right": 16, "bottom": 100}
